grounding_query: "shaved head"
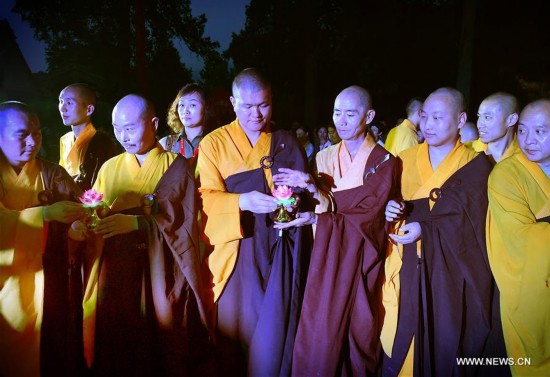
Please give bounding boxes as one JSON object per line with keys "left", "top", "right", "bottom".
{"left": 517, "top": 99, "right": 550, "bottom": 167}
{"left": 459, "top": 121, "right": 479, "bottom": 143}
{"left": 113, "top": 94, "right": 156, "bottom": 121}
{"left": 112, "top": 94, "right": 158, "bottom": 156}
{"left": 61, "top": 83, "right": 97, "bottom": 106}
{"left": 0, "top": 101, "right": 42, "bottom": 170}
{"left": 406, "top": 97, "right": 424, "bottom": 118}
{"left": 428, "top": 87, "right": 466, "bottom": 116}
{"left": 0, "top": 101, "right": 39, "bottom": 130}
{"left": 232, "top": 68, "right": 271, "bottom": 98}
{"left": 482, "top": 92, "right": 519, "bottom": 116}
{"left": 337, "top": 85, "right": 373, "bottom": 111}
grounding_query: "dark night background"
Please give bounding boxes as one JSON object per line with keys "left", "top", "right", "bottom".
{"left": 1, "top": 0, "right": 550, "bottom": 162}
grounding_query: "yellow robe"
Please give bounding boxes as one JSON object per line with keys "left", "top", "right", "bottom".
{"left": 197, "top": 119, "right": 273, "bottom": 300}
{"left": 314, "top": 134, "right": 376, "bottom": 213}
{"left": 487, "top": 152, "right": 550, "bottom": 376}
{"left": 385, "top": 119, "right": 419, "bottom": 157}
{"left": 0, "top": 158, "right": 47, "bottom": 377}
{"left": 81, "top": 144, "right": 177, "bottom": 366}
{"left": 59, "top": 123, "right": 96, "bottom": 177}
{"left": 465, "top": 138, "right": 487, "bottom": 153}
{"left": 381, "top": 141, "right": 478, "bottom": 374}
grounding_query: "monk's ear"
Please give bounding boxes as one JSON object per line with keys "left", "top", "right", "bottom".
{"left": 230, "top": 96, "right": 237, "bottom": 109}
{"left": 365, "top": 109, "right": 376, "bottom": 125}
{"left": 86, "top": 104, "right": 95, "bottom": 117}
{"left": 506, "top": 113, "right": 519, "bottom": 128}
{"left": 151, "top": 117, "right": 159, "bottom": 132}
{"left": 457, "top": 112, "right": 467, "bottom": 129}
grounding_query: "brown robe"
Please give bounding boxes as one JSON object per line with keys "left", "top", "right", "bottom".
{"left": 292, "top": 145, "right": 399, "bottom": 376}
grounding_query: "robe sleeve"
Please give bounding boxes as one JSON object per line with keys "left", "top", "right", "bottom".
{"left": 197, "top": 136, "right": 243, "bottom": 245}
{"left": 0, "top": 204, "right": 45, "bottom": 263}
{"left": 320, "top": 156, "right": 397, "bottom": 237}
{"left": 487, "top": 165, "right": 550, "bottom": 310}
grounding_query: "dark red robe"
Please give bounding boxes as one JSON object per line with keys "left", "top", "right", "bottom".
{"left": 292, "top": 145, "right": 399, "bottom": 376}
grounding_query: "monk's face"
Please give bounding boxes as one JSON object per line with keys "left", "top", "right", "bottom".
{"left": 477, "top": 99, "right": 513, "bottom": 144}
{"left": 517, "top": 103, "right": 550, "bottom": 168}
{"left": 177, "top": 92, "right": 206, "bottom": 130}
{"left": 420, "top": 93, "right": 464, "bottom": 148}
{"left": 112, "top": 102, "right": 158, "bottom": 156}
{"left": 332, "top": 92, "right": 374, "bottom": 142}
{"left": 0, "top": 109, "right": 42, "bottom": 169}
{"left": 231, "top": 86, "right": 272, "bottom": 134}
{"left": 59, "top": 86, "right": 93, "bottom": 127}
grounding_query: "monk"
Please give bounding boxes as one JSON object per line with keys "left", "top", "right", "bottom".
{"left": 385, "top": 97, "right": 423, "bottom": 156}
{"left": 0, "top": 101, "right": 85, "bottom": 376}
{"left": 487, "top": 99, "right": 550, "bottom": 376}
{"left": 197, "top": 68, "right": 312, "bottom": 376}
{"left": 382, "top": 87, "right": 508, "bottom": 376}
{"left": 476, "top": 92, "right": 520, "bottom": 163}
{"left": 80, "top": 94, "right": 208, "bottom": 376}
{"left": 274, "top": 86, "right": 399, "bottom": 375}
{"left": 58, "top": 83, "right": 118, "bottom": 190}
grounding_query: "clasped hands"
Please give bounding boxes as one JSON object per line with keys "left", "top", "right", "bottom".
{"left": 385, "top": 199, "right": 421, "bottom": 245}
{"left": 237, "top": 168, "right": 317, "bottom": 229}
{"left": 46, "top": 201, "right": 138, "bottom": 239}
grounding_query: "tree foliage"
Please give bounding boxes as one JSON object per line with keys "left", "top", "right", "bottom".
{"left": 13, "top": 0, "right": 226, "bottom": 118}
{"left": 227, "top": 0, "right": 550, "bottom": 129}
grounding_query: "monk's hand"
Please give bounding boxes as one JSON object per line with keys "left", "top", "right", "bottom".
{"left": 43, "top": 201, "right": 87, "bottom": 224}
{"left": 389, "top": 222, "right": 421, "bottom": 244}
{"left": 385, "top": 200, "right": 405, "bottom": 222}
{"left": 94, "top": 214, "right": 138, "bottom": 238}
{"left": 274, "top": 211, "right": 317, "bottom": 229}
{"left": 273, "top": 168, "right": 317, "bottom": 193}
{"left": 239, "top": 191, "right": 278, "bottom": 214}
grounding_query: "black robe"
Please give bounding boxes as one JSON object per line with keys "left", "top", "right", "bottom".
{"left": 215, "top": 129, "right": 313, "bottom": 377}
{"left": 38, "top": 158, "right": 85, "bottom": 377}
{"left": 90, "top": 155, "right": 209, "bottom": 377}
{"left": 75, "top": 129, "right": 119, "bottom": 191}
{"left": 383, "top": 154, "right": 509, "bottom": 377}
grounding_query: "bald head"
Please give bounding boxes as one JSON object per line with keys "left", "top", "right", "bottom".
{"left": 333, "top": 86, "right": 375, "bottom": 142}
{"left": 420, "top": 87, "right": 467, "bottom": 148}
{"left": 459, "top": 121, "right": 479, "bottom": 143}
{"left": 0, "top": 101, "right": 42, "bottom": 170}
{"left": 428, "top": 87, "right": 466, "bottom": 115}
{"left": 337, "top": 86, "right": 373, "bottom": 111}
{"left": 517, "top": 99, "right": 550, "bottom": 167}
{"left": 477, "top": 92, "right": 519, "bottom": 144}
{"left": 232, "top": 68, "right": 271, "bottom": 98}
{"left": 482, "top": 92, "right": 519, "bottom": 115}
{"left": 113, "top": 94, "right": 156, "bottom": 120}
{"left": 0, "top": 101, "right": 39, "bottom": 129}
{"left": 61, "top": 83, "right": 97, "bottom": 106}
{"left": 112, "top": 94, "right": 158, "bottom": 155}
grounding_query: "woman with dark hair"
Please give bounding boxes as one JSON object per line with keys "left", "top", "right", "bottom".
{"left": 160, "top": 83, "right": 207, "bottom": 159}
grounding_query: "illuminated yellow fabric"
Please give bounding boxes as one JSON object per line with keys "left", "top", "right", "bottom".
{"left": 59, "top": 123, "right": 96, "bottom": 177}
{"left": 198, "top": 119, "right": 273, "bottom": 300}
{"left": 0, "top": 157, "right": 46, "bottom": 377}
{"left": 314, "top": 134, "right": 376, "bottom": 213}
{"left": 499, "top": 137, "right": 520, "bottom": 161}
{"left": 465, "top": 138, "right": 487, "bottom": 153}
{"left": 381, "top": 141, "right": 477, "bottom": 366}
{"left": 82, "top": 144, "right": 176, "bottom": 366}
{"left": 487, "top": 152, "right": 550, "bottom": 376}
{"left": 385, "top": 119, "right": 419, "bottom": 156}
